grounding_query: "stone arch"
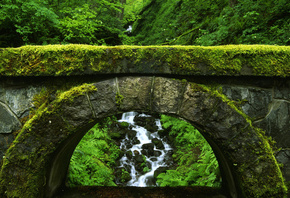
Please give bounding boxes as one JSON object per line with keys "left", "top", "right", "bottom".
{"left": 0, "top": 77, "right": 286, "bottom": 198}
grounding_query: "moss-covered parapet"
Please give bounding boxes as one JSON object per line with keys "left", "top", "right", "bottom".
{"left": 0, "top": 44, "right": 289, "bottom": 77}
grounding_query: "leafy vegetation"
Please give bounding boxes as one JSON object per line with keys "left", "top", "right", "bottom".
{"left": 157, "top": 115, "right": 221, "bottom": 187}
{"left": 68, "top": 114, "right": 221, "bottom": 188}
{"left": 132, "top": 0, "right": 290, "bottom": 46}
{"left": 67, "top": 117, "right": 121, "bottom": 187}
{"left": 1, "top": 0, "right": 289, "bottom": 47}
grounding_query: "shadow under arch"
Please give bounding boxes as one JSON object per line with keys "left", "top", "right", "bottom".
{"left": 0, "top": 77, "right": 286, "bottom": 198}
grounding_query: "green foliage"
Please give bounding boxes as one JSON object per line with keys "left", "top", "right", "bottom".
{"left": 59, "top": 4, "right": 103, "bottom": 45}
{"left": 58, "top": 1, "right": 123, "bottom": 45}
{"left": 132, "top": 0, "right": 290, "bottom": 46}
{"left": 67, "top": 117, "right": 121, "bottom": 187}
{"left": 0, "top": 0, "right": 124, "bottom": 47}
{"left": 0, "top": 0, "right": 289, "bottom": 46}
{"left": 0, "top": 0, "right": 60, "bottom": 47}
{"left": 157, "top": 115, "right": 221, "bottom": 187}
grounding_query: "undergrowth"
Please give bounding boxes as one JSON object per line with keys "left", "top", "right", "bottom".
{"left": 157, "top": 115, "right": 221, "bottom": 187}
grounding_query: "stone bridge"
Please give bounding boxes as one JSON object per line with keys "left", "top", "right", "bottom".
{"left": 0, "top": 45, "right": 289, "bottom": 198}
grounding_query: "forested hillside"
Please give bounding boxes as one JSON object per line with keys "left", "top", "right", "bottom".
{"left": 0, "top": 0, "right": 289, "bottom": 47}
{"left": 132, "top": 0, "right": 290, "bottom": 46}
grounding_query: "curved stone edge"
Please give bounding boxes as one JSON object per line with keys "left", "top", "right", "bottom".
{"left": 178, "top": 83, "right": 287, "bottom": 197}
{"left": 214, "top": 85, "right": 286, "bottom": 197}
{"left": 0, "top": 83, "right": 97, "bottom": 198}
{"left": 0, "top": 77, "right": 287, "bottom": 198}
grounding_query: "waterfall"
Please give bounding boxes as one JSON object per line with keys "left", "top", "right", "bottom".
{"left": 117, "top": 112, "right": 173, "bottom": 187}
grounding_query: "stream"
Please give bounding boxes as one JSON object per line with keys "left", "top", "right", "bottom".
{"left": 117, "top": 112, "right": 173, "bottom": 187}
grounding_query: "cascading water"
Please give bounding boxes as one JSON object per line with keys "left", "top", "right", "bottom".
{"left": 117, "top": 112, "right": 173, "bottom": 187}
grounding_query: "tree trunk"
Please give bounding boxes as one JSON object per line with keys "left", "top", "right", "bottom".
{"left": 118, "top": 0, "right": 126, "bottom": 20}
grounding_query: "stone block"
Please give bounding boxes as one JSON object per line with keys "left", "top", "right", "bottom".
{"left": 60, "top": 95, "right": 94, "bottom": 128}
{"left": 222, "top": 86, "right": 272, "bottom": 119}
{"left": 118, "top": 77, "right": 152, "bottom": 112}
{"left": 0, "top": 102, "right": 21, "bottom": 134}
{"left": 254, "top": 101, "right": 290, "bottom": 148}
{"left": 179, "top": 83, "right": 218, "bottom": 125}
{"left": 89, "top": 79, "right": 118, "bottom": 118}
{"left": 4, "top": 86, "right": 42, "bottom": 118}
{"left": 152, "top": 77, "right": 186, "bottom": 114}
{"left": 274, "top": 79, "right": 290, "bottom": 100}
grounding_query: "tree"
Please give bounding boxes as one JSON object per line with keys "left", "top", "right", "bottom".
{"left": 0, "top": 0, "right": 60, "bottom": 47}
{"left": 131, "top": 0, "right": 290, "bottom": 46}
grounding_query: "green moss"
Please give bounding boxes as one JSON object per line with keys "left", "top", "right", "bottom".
{"left": 115, "top": 93, "right": 124, "bottom": 106}
{"left": 0, "top": 83, "right": 98, "bottom": 198}
{"left": 0, "top": 44, "right": 289, "bottom": 77}
{"left": 191, "top": 83, "right": 288, "bottom": 197}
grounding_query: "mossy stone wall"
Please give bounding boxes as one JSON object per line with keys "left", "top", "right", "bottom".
{"left": 0, "top": 77, "right": 288, "bottom": 198}
{"left": 0, "top": 45, "right": 289, "bottom": 197}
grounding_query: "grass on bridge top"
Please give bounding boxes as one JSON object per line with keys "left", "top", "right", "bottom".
{"left": 0, "top": 44, "right": 289, "bottom": 77}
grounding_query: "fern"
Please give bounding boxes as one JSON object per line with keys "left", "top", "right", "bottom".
{"left": 159, "top": 115, "right": 221, "bottom": 187}
{"left": 67, "top": 116, "right": 121, "bottom": 187}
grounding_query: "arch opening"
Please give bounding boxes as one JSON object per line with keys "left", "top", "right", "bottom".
{"left": 64, "top": 112, "right": 223, "bottom": 189}
{"left": 51, "top": 111, "right": 232, "bottom": 198}
{"left": 0, "top": 77, "right": 286, "bottom": 198}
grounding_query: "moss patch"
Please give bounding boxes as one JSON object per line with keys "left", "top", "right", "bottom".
{"left": 191, "top": 82, "right": 288, "bottom": 197}
{"left": 0, "top": 44, "right": 289, "bottom": 77}
{"left": 0, "top": 83, "right": 97, "bottom": 198}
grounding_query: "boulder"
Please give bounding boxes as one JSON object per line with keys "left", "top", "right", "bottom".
{"left": 127, "top": 130, "right": 137, "bottom": 139}
{"left": 152, "top": 138, "right": 164, "bottom": 149}
{"left": 114, "top": 167, "right": 131, "bottom": 184}
{"left": 154, "top": 166, "right": 169, "bottom": 179}
{"left": 141, "top": 143, "right": 155, "bottom": 156}
{"left": 133, "top": 154, "right": 144, "bottom": 163}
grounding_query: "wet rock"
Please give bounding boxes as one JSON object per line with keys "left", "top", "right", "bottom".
{"left": 125, "top": 151, "right": 133, "bottom": 159}
{"left": 154, "top": 150, "right": 162, "bottom": 157}
{"left": 154, "top": 166, "right": 171, "bottom": 179}
{"left": 114, "top": 167, "right": 131, "bottom": 184}
{"left": 144, "top": 124, "right": 158, "bottom": 133}
{"left": 133, "top": 154, "right": 144, "bottom": 163}
{"left": 118, "top": 121, "right": 130, "bottom": 129}
{"left": 146, "top": 162, "right": 152, "bottom": 169}
{"left": 124, "top": 139, "right": 133, "bottom": 149}
{"left": 152, "top": 138, "right": 164, "bottom": 149}
{"left": 157, "top": 129, "right": 168, "bottom": 137}
{"left": 134, "top": 116, "right": 156, "bottom": 128}
{"left": 132, "top": 137, "right": 140, "bottom": 144}
{"left": 127, "top": 130, "right": 137, "bottom": 139}
{"left": 150, "top": 157, "right": 158, "bottom": 162}
{"left": 141, "top": 143, "right": 154, "bottom": 156}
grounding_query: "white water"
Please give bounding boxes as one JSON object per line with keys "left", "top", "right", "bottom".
{"left": 118, "top": 112, "right": 173, "bottom": 187}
